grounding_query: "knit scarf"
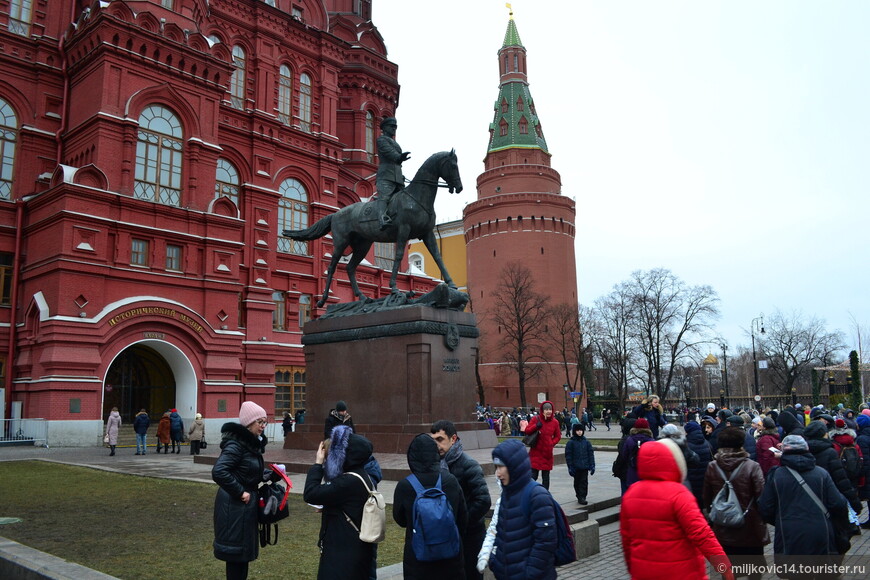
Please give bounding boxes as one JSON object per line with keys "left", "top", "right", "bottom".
{"left": 440, "top": 438, "right": 464, "bottom": 470}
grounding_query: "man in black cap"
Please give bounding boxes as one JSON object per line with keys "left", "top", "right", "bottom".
{"left": 375, "top": 116, "right": 410, "bottom": 229}
{"left": 323, "top": 400, "right": 355, "bottom": 439}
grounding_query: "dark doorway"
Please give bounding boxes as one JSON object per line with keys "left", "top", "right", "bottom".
{"left": 104, "top": 344, "right": 176, "bottom": 423}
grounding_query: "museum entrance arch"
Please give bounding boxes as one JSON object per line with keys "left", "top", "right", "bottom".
{"left": 103, "top": 340, "right": 197, "bottom": 423}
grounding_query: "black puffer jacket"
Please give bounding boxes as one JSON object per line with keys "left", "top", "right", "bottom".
{"left": 212, "top": 422, "right": 267, "bottom": 563}
{"left": 444, "top": 442, "right": 491, "bottom": 532}
{"left": 323, "top": 409, "right": 355, "bottom": 439}
{"left": 804, "top": 422, "right": 862, "bottom": 513}
{"left": 489, "top": 439, "right": 556, "bottom": 580}
{"left": 303, "top": 433, "right": 375, "bottom": 580}
{"left": 393, "top": 434, "right": 468, "bottom": 579}
{"left": 759, "top": 451, "right": 848, "bottom": 560}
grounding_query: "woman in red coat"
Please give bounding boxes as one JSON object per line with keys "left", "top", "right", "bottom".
{"left": 621, "top": 438, "right": 734, "bottom": 580}
{"left": 524, "top": 400, "right": 562, "bottom": 489}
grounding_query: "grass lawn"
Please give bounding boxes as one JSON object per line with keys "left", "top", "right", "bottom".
{"left": 0, "top": 461, "right": 404, "bottom": 579}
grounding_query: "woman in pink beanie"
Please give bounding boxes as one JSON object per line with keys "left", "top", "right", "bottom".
{"left": 212, "top": 401, "right": 269, "bottom": 580}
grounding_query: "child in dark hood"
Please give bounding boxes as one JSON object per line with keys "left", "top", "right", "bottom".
{"left": 303, "top": 427, "right": 376, "bottom": 580}
{"left": 393, "top": 433, "right": 467, "bottom": 579}
{"left": 485, "top": 439, "right": 557, "bottom": 580}
{"left": 565, "top": 423, "right": 595, "bottom": 504}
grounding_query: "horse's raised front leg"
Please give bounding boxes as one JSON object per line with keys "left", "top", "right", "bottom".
{"left": 421, "top": 230, "right": 456, "bottom": 288}
{"left": 345, "top": 240, "right": 373, "bottom": 301}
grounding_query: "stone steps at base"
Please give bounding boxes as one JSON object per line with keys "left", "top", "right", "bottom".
{"left": 590, "top": 504, "right": 621, "bottom": 527}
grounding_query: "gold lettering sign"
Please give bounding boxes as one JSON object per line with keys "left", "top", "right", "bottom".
{"left": 107, "top": 307, "right": 204, "bottom": 333}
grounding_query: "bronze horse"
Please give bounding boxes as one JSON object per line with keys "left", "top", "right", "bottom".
{"left": 283, "top": 150, "right": 463, "bottom": 308}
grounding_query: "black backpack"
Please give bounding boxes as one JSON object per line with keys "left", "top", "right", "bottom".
{"left": 839, "top": 444, "right": 863, "bottom": 481}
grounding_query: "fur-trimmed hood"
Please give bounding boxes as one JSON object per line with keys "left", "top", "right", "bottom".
{"left": 219, "top": 421, "right": 267, "bottom": 454}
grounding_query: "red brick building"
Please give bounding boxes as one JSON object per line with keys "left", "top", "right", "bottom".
{"left": 463, "top": 11, "right": 580, "bottom": 410}
{"left": 0, "top": 0, "right": 436, "bottom": 444}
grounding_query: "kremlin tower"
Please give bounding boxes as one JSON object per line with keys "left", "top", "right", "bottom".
{"left": 463, "top": 8, "right": 579, "bottom": 410}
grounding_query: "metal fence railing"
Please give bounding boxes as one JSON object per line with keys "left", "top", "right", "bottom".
{"left": 0, "top": 418, "right": 49, "bottom": 447}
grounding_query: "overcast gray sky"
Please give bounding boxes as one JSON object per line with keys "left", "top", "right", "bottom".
{"left": 373, "top": 1, "right": 870, "bottom": 357}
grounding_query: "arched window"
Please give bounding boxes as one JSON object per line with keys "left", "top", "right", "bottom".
{"left": 516, "top": 97, "right": 524, "bottom": 111}
{"left": 230, "top": 45, "right": 246, "bottom": 109}
{"left": 501, "top": 98, "right": 509, "bottom": 114}
{"left": 299, "top": 73, "right": 311, "bottom": 132}
{"left": 365, "top": 111, "right": 375, "bottom": 163}
{"left": 499, "top": 119, "right": 508, "bottom": 137}
{"left": 0, "top": 98, "right": 18, "bottom": 200}
{"left": 277, "top": 178, "right": 308, "bottom": 255}
{"left": 215, "top": 158, "right": 239, "bottom": 206}
{"left": 9, "top": 0, "right": 32, "bottom": 36}
{"left": 278, "top": 64, "right": 292, "bottom": 124}
{"left": 409, "top": 252, "right": 424, "bottom": 273}
{"left": 134, "top": 105, "right": 182, "bottom": 206}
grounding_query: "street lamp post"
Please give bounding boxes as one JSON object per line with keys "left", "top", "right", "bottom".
{"left": 720, "top": 343, "right": 729, "bottom": 408}
{"left": 791, "top": 387, "right": 797, "bottom": 406}
{"left": 751, "top": 315, "right": 765, "bottom": 410}
{"left": 563, "top": 383, "right": 569, "bottom": 413}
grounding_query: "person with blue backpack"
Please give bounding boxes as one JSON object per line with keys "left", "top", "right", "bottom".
{"left": 393, "top": 433, "right": 467, "bottom": 579}
{"left": 485, "top": 439, "right": 558, "bottom": 580}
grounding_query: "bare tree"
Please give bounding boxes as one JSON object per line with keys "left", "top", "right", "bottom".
{"left": 585, "top": 283, "right": 637, "bottom": 412}
{"left": 628, "top": 268, "right": 720, "bottom": 400}
{"left": 547, "top": 303, "right": 596, "bottom": 405}
{"left": 757, "top": 310, "right": 846, "bottom": 395}
{"left": 848, "top": 311, "right": 869, "bottom": 363}
{"left": 491, "top": 261, "right": 552, "bottom": 409}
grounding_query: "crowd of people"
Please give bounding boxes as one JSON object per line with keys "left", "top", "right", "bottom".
{"left": 474, "top": 403, "right": 613, "bottom": 437}
{"left": 211, "top": 400, "right": 569, "bottom": 580}
{"left": 204, "top": 395, "right": 870, "bottom": 580}
{"left": 104, "top": 407, "right": 206, "bottom": 455}
{"left": 617, "top": 397, "right": 870, "bottom": 579}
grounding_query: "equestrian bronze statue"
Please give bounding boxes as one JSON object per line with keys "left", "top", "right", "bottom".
{"left": 283, "top": 150, "right": 463, "bottom": 308}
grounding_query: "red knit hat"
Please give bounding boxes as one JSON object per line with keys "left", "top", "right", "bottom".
{"left": 634, "top": 418, "right": 650, "bottom": 429}
{"left": 835, "top": 418, "right": 846, "bottom": 429}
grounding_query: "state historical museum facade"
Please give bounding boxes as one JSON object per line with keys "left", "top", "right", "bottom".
{"left": 0, "top": 0, "right": 436, "bottom": 444}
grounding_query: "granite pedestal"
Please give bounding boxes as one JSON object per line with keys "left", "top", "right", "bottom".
{"left": 284, "top": 304, "right": 496, "bottom": 454}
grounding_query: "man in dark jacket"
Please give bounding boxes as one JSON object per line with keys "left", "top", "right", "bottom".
{"left": 488, "top": 439, "right": 557, "bottom": 580}
{"left": 803, "top": 419, "right": 862, "bottom": 514}
{"left": 759, "top": 434, "right": 849, "bottom": 565}
{"left": 393, "top": 433, "right": 468, "bottom": 579}
{"left": 431, "top": 419, "right": 492, "bottom": 580}
{"left": 133, "top": 408, "right": 150, "bottom": 455}
{"left": 323, "top": 400, "right": 354, "bottom": 439}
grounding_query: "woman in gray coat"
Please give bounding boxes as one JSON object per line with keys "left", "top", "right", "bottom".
{"left": 212, "top": 402, "right": 269, "bottom": 580}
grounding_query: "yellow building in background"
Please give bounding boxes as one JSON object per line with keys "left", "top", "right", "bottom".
{"left": 407, "top": 219, "right": 468, "bottom": 293}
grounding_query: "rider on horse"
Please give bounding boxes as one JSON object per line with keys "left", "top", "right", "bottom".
{"left": 376, "top": 117, "right": 411, "bottom": 230}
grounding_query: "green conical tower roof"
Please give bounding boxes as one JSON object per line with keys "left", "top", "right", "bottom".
{"left": 503, "top": 14, "right": 522, "bottom": 47}
{"left": 488, "top": 10, "right": 548, "bottom": 154}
